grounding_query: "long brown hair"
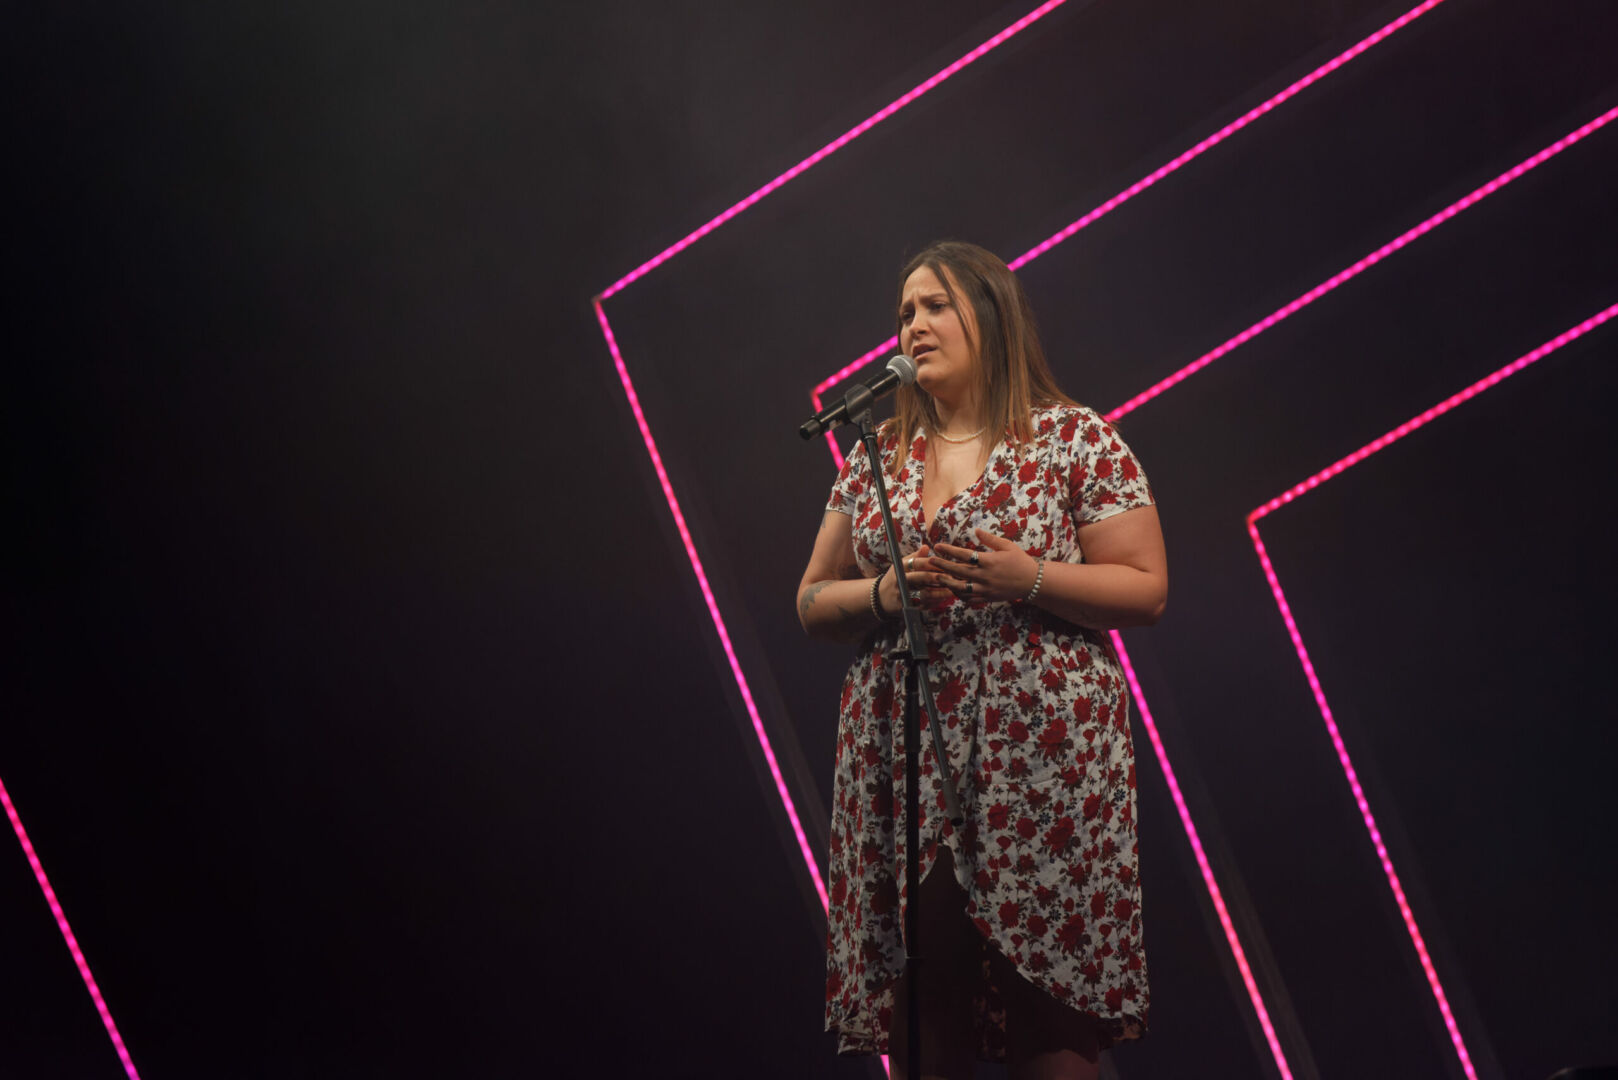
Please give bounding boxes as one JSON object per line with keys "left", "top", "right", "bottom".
{"left": 886, "top": 240, "right": 1076, "bottom": 475}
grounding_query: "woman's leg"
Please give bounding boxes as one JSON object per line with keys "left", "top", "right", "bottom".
{"left": 889, "top": 846, "right": 979, "bottom": 1080}
{"left": 989, "top": 947, "right": 1102, "bottom": 1080}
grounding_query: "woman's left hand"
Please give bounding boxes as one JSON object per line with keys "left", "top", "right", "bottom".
{"left": 930, "top": 528, "right": 1041, "bottom": 603}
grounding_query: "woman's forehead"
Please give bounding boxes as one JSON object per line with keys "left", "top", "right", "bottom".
{"left": 901, "top": 266, "right": 949, "bottom": 300}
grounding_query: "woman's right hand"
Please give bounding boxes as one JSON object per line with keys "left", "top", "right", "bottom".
{"left": 880, "top": 545, "right": 955, "bottom": 613}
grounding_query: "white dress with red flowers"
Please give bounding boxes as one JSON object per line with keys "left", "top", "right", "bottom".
{"left": 822, "top": 404, "right": 1154, "bottom": 1059}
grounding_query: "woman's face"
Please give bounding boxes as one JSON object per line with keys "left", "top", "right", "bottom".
{"left": 899, "top": 265, "right": 978, "bottom": 404}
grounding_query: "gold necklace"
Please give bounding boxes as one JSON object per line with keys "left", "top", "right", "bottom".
{"left": 934, "top": 427, "right": 984, "bottom": 444}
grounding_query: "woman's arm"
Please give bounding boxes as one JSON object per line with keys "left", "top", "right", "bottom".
{"left": 930, "top": 505, "right": 1167, "bottom": 630}
{"left": 797, "top": 511, "right": 884, "bottom": 643}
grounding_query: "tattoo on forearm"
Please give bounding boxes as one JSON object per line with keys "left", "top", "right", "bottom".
{"left": 799, "top": 580, "right": 833, "bottom": 624}
{"left": 801, "top": 577, "right": 877, "bottom": 637}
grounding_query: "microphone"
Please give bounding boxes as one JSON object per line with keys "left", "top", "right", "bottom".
{"left": 799, "top": 354, "right": 916, "bottom": 440}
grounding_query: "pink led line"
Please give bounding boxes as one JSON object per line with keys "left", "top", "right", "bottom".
{"left": 1111, "top": 633, "right": 1294, "bottom": 1079}
{"left": 1108, "top": 104, "right": 1618, "bottom": 422}
{"left": 597, "top": 0, "right": 1072, "bottom": 301}
{"left": 594, "top": 300, "right": 830, "bottom": 910}
{"left": 2, "top": 776, "right": 142, "bottom": 1080}
{"left": 1245, "top": 304, "right": 1618, "bottom": 1080}
{"left": 809, "top": 0, "right": 1450, "bottom": 424}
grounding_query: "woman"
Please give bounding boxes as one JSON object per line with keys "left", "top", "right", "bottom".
{"left": 796, "top": 241, "right": 1167, "bottom": 1080}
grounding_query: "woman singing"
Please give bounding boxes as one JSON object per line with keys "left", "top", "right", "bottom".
{"left": 796, "top": 241, "right": 1167, "bottom": 1080}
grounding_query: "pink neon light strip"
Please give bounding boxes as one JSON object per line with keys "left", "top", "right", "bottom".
{"left": 1245, "top": 304, "right": 1618, "bottom": 1080}
{"left": 594, "top": 300, "right": 830, "bottom": 910}
{"left": 1111, "top": 633, "right": 1294, "bottom": 1079}
{"left": 1, "top": 776, "right": 142, "bottom": 1080}
{"left": 597, "top": 0, "right": 1072, "bottom": 301}
{"left": 1107, "top": 105, "right": 1618, "bottom": 422}
{"left": 810, "top": 0, "right": 1450, "bottom": 411}
{"left": 1249, "top": 305, "right": 1618, "bottom": 521}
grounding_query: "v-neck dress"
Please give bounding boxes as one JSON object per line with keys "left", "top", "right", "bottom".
{"left": 822, "top": 404, "right": 1155, "bottom": 1059}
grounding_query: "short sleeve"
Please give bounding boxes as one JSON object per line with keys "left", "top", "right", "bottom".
{"left": 1062, "top": 408, "right": 1155, "bottom": 526}
{"left": 826, "top": 437, "right": 872, "bottom": 517}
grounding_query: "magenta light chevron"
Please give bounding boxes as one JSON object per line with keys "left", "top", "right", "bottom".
{"left": 1246, "top": 303, "right": 1618, "bottom": 1080}
{"left": 597, "top": 0, "right": 1071, "bottom": 301}
{"left": 593, "top": 300, "right": 829, "bottom": 910}
{"left": 2, "top": 776, "right": 142, "bottom": 1080}
{"left": 1108, "top": 104, "right": 1618, "bottom": 422}
{"left": 809, "top": 0, "right": 1451, "bottom": 448}
{"left": 1111, "top": 634, "right": 1295, "bottom": 1079}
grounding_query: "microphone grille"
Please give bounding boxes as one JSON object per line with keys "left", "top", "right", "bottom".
{"left": 887, "top": 354, "right": 917, "bottom": 385}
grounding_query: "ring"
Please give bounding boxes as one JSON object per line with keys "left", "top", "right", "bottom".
{"left": 965, "top": 582, "right": 974, "bottom": 595}
{"left": 905, "top": 556, "right": 914, "bottom": 572}
{"left": 970, "top": 553, "right": 981, "bottom": 566}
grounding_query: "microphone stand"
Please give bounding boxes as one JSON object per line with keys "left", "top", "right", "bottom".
{"left": 840, "top": 389, "right": 964, "bottom": 1079}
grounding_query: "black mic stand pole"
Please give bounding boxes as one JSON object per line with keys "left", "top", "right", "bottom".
{"left": 842, "top": 389, "right": 964, "bottom": 1080}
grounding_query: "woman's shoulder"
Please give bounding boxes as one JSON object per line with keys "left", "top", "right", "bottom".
{"left": 1030, "top": 402, "right": 1108, "bottom": 444}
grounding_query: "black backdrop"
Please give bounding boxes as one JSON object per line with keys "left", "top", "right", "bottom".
{"left": 6, "top": 2, "right": 1616, "bottom": 1078}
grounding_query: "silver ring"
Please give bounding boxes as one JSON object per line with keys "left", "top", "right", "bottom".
{"left": 905, "top": 556, "right": 914, "bottom": 572}
{"left": 970, "top": 553, "right": 980, "bottom": 566}
{"left": 965, "top": 582, "right": 974, "bottom": 595}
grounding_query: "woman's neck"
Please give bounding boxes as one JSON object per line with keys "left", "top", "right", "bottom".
{"left": 933, "top": 396, "right": 984, "bottom": 436}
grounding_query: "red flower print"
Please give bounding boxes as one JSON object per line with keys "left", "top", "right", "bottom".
{"left": 1016, "top": 816, "right": 1038, "bottom": 840}
{"left": 1040, "top": 668, "right": 1065, "bottom": 692}
{"left": 999, "top": 900, "right": 1021, "bottom": 928}
{"left": 1037, "top": 715, "right": 1069, "bottom": 760}
{"left": 1026, "top": 913, "right": 1049, "bottom": 937}
{"left": 935, "top": 673, "right": 968, "bottom": 713}
{"left": 1044, "top": 815, "right": 1076, "bottom": 853}
{"left": 1113, "top": 897, "right": 1133, "bottom": 921}
{"left": 1122, "top": 456, "right": 1138, "bottom": 482}
{"left": 985, "top": 482, "right": 1013, "bottom": 511}
{"left": 1105, "top": 987, "right": 1123, "bottom": 1012}
{"left": 1090, "top": 889, "right": 1107, "bottom": 919}
{"left": 1056, "top": 912, "right": 1088, "bottom": 955}
{"left": 987, "top": 802, "right": 1011, "bottom": 830}
{"left": 1018, "top": 460, "right": 1039, "bottom": 484}
{"left": 1007, "top": 720, "right": 1030, "bottom": 743}
{"left": 1095, "top": 457, "right": 1113, "bottom": 479}
{"left": 1083, "top": 793, "right": 1103, "bottom": 820}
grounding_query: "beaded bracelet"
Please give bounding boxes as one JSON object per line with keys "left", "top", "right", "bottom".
{"left": 869, "top": 572, "right": 887, "bottom": 622}
{"left": 1024, "top": 557, "right": 1046, "bottom": 603}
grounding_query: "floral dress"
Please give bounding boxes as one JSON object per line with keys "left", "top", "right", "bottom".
{"left": 822, "top": 404, "right": 1155, "bottom": 1059}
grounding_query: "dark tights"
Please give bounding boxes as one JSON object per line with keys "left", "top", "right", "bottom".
{"left": 889, "top": 847, "right": 1102, "bottom": 1080}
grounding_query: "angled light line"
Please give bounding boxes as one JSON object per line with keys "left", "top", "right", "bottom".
{"left": 597, "top": 0, "right": 1073, "bottom": 301}
{"left": 810, "top": 0, "right": 1450, "bottom": 423}
{"left": 1250, "top": 304, "right": 1618, "bottom": 520}
{"left": 2, "top": 776, "right": 142, "bottom": 1080}
{"left": 593, "top": 300, "right": 830, "bottom": 911}
{"left": 1111, "top": 634, "right": 1295, "bottom": 1079}
{"left": 1245, "top": 304, "right": 1618, "bottom": 1080}
{"left": 1107, "top": 104, "right": 1618, "bottom": 421}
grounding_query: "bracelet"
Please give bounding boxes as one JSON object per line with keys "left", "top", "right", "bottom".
{"left": 1024, "top": 558, "right": 1046, "bottom": 603}
{"left": 869, "top": 572, "right": 888, "bottom": 622}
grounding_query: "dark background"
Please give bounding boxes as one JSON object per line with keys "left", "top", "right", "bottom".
{"left": 6, "top": 1, "right": 1616, "bottom": 1077}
